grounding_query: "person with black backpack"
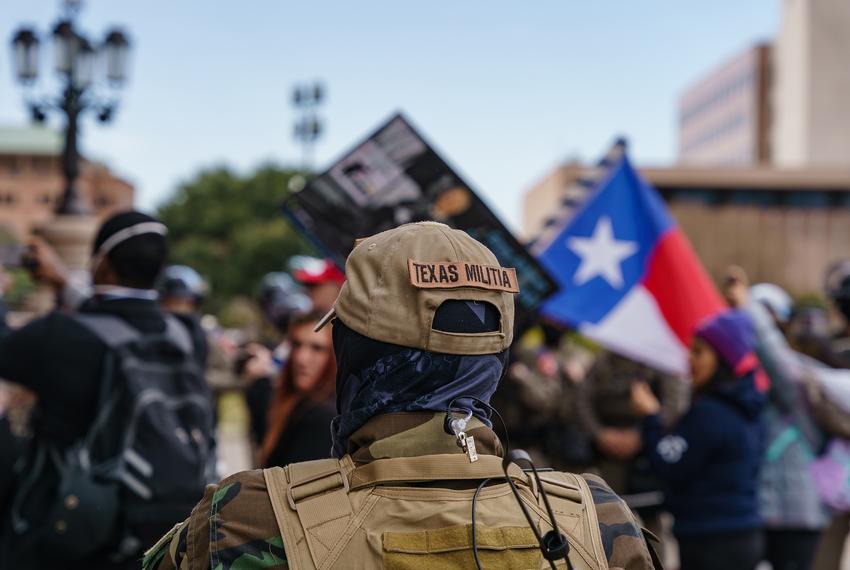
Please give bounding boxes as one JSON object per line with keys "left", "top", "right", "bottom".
{"left": 0, "top": 211, "right": 216, "bottom": 570}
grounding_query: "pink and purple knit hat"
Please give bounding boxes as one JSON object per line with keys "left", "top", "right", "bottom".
{"left": 694, "top": 309, "right": 761, "bottom": 380}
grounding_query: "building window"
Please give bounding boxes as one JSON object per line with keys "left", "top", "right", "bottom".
{"left": 0, "top": 157, "right": 21, "bottom": 176}
{"left": 32, "top": 157, "right": 53, "bottom": 174}
{"left": 666, "top": 188, "right": 721, "bottom": 206}
{"left": 38, "top": 192, "right": 58, "bottom": 205}
{"left": 730, "top": 191, "right": 774, "bottom": 206}
{"left": 785, "top": 192, "right": 831, "bottom": 208}
{"left": 680, "top": 68, "right": 757, "bottom": 124}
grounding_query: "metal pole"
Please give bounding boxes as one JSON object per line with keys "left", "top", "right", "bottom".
{"left": 56, "top": 82, "right": 88, "bottom": 215}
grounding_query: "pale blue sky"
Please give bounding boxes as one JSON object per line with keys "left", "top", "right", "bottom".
{"left": 0, "top": 1, "right": 779, "bottom": 229}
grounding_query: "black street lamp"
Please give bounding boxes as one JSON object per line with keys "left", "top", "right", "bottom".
{"left": 10, "top": 1, "right": 131, "bottom": 215}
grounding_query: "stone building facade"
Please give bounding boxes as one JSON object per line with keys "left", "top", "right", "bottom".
{"left": 0, "top": 126, "right": 134, "bottom": 240}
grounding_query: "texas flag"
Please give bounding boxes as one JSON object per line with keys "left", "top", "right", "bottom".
{"left": 537, "top": 155, "right": 725, "bottom": 376}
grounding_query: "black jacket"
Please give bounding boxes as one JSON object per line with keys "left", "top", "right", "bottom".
{"left": 264, "top": 398, "right": 336, "bottom": 467}
{"left": 0, "top": 297, "right": 169, "bottom": 448}
{"left": 246, "top": 376, "right": 273, "bottom": 446}
{"left": 642, "top": 373, "right": 766, "bottom": 537}
{"left": 0, "top": 296, "right": 183, "bottom": 569}
{"left": 171, "top": 312, "right": 209, "bottom": 370}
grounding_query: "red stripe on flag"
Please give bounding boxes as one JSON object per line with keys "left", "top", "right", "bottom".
{"left": 642, "top": 228, "right": 726, "bottom": 346}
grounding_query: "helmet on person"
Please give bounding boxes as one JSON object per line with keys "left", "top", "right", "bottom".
{"left": 750, "top": 283, "right": 793, "bottom": 324}
{"left": 257, "top": 272, "right": 312, "bottom": 333}
{"left": 156, "top": 264, "right": 208, "bottom": 305}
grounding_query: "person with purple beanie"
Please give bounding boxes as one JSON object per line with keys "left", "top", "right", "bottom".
{"left": 632, "top": 309, "right": 767, "bottom": 570}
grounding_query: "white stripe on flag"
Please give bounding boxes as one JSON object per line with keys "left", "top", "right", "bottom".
{"left": 580, "top": 285, "right": 688, "bottom": 376}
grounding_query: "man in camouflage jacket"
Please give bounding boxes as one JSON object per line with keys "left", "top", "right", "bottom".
{"left": 144, "top": 222, "right": 661, "bottom": 570}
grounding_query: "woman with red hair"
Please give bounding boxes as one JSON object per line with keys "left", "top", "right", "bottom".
{"left": 259, "top": 310, "right": 336, "bottom": 467}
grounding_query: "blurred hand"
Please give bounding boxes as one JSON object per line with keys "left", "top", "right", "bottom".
{"left": 596, "top": 427, "right": 642, "bottom": 460}
{"left": 23, "top": 237, "right": 68, "bottom": 291}
{"left": 240, "top": 343, "right": 274, "bottom": 384}
{"left": 508, "top": 362, "right": 533, "bottom": 386}
{"left": 631, "top": 381, "right": 661, "bottom": 417}
{"left": 0, "top": 381, "right": 36, "bottom": 419}
{"left": 535, "top": 351, "right": 559, "bottom": 379}
{"left": 0, "top": 267, "right": 12, "bottom": 297}
{"left": 723, "top": 265, "right": 749, "bottom": 308}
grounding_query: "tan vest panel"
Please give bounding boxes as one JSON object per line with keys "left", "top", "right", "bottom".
{"left": 263, "top": 454, "right": 608, "bottom": 570}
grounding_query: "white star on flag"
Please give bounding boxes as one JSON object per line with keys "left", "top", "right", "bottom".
{"left": 568, "top": 216, "right": 638, "bottom": 288}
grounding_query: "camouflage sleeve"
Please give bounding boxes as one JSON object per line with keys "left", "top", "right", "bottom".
{"left": 582, "top": 473, "right": 663, "bottom": 570}
{"left": 142, "top": 469, "right": 288, "bottom": 570}
{"left": 142, "top": 520, "right": 189, "bottom": 570}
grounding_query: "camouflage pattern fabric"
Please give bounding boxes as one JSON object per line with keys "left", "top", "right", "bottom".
{"left": 142, "top": 470, "right": 287, "bottom": 570}
{"left": 583, "top": 473, "right": 662, "bottom": 569}
{"left": 143, "top": 412, "right": 660, "bottom": 569}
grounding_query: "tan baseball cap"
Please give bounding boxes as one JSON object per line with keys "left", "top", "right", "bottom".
{"left": 315, "top": 222, "right": 519, "bottom": 355}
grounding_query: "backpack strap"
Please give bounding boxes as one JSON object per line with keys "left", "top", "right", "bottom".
{"left": 265, "top": 457, "right": 360, "bottom": 570}
{"left": 72, "top": 314, "right": 141, "bottom": 349}
{"left": 538, "top": 472, "right": 607, "bottom": 568}
{"left": 73, "top": 313, "right": 193, "bottom": 356}
{"left": 348, "top": 454, "right": 532, "bottom": 492}
{"left": 162, "top": 315, "right": 193, "bottom": 356}
{"left": 70, "top": 314, "right": 138, "bottom": 458}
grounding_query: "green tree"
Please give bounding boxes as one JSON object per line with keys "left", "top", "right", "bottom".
{"left": 157, "top": 164, "right": 313, "bottom": 315}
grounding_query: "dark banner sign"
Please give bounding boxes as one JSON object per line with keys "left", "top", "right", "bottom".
{"left": 284, "top": 113, "right": 557, "bottom": 331}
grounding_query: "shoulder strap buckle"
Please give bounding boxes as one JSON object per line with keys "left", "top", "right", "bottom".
{"left": 286, "top": 458, "right": 350, "bottom": 510}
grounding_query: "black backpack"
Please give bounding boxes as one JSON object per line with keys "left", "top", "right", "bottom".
{"left": 8, "top": 313, "right": 215, "bottom": 561}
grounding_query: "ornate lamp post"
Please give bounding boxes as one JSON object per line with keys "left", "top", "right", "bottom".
{"left": 9, "top": 0, "right": 131, "bottom": 280}
{"left": 10, "top": 0, "right": 131, "bottom": 216}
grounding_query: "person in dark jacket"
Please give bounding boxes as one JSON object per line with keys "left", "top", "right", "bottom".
{"left": 156, "top": 264, "right": 209, "bottom": 369}
{"left": 724, "top": 271, "right": 829, "bottom": 570}
{"left": 258, "top": 310, "right": 336, "bottom": 467}
{"left": 632, "top": 308, "right": 767, "bottom": 570}
{"left": 0, "top": 211, "right": 212, "bottom": 570}
{"left": 242, "top": 272, "right": 314, "bottom": 448}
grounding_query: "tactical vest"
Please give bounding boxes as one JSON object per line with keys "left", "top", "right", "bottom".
{"left": 263, "top": 454, "right": 609, "bottom": 569}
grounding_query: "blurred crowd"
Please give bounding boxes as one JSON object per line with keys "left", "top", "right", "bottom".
{"left": 493, "top": 263, "right": 850, "bottom": 570}
{"left": 1, "top": 210, "right": 850, "bottom": 570}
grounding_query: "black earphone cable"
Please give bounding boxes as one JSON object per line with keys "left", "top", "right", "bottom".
{"left": 447, "top": 397, "right": 508, "bottom": 570}
{"left": 446, "top": 396, "right": 511, "bottom": 453}
{"left": 448, "top": 396, "right": 572, "bottom": 570}
{"left": 471, "top": 477, "right": 491, "bottom": 570}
